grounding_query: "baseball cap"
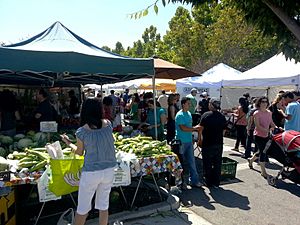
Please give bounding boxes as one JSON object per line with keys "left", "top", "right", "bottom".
{"left": 210, "top": 98, "right": 221, "bottom": 110}
{"left": 201, "top": 91, "right": 209, "bottom": 97}
{"left": 191, "top": 88, "right": 198, "bottom": 93}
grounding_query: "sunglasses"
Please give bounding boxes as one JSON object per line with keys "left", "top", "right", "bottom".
{"left": 261, "top": 100, "right": 268, "bottom": 103}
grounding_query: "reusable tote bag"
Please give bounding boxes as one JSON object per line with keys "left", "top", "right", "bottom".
{"left": 49, "top": 155, "right": 84, "bottom": 196}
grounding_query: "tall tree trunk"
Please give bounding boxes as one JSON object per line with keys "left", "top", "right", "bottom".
{"left": 262, "top": 0, "right": 300, "bottom": 43}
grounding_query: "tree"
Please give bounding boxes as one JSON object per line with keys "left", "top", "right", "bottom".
{"left": 112, "top": 41, "right": 125, "bottom": 54}
{"left": 158, "top": 7, "right": 206, "bottom": 68}
{"left": 101, "top": 46, "right": 111, "bottom": 52}
{"left": 144, "top": 0, "right": 300, "bottom": 60}
{"left": 203, "top": 3, "right": 277, "bottom": 71}
{"left": 124, "top": 25, "right": 162, "bottom": 58}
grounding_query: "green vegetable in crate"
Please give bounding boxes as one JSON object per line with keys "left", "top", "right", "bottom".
{"left": 0, "top": 135, "right": 14, "bottom": 145}
{"left": 0, "top": 147, "right": 7, "bottom": 157}
{"left": 18, "top": 160, "right": 40, "bottom": 169}
{"left": 12, "top": 151, "right": 27, "bottom": 159}
{"left": 29, "top": 160, "right": 47, "bottom": 172}
{"left": 14, "top": 134, "right": 25, "bottom": 141}
{"left": 33, "top": 132, "right": 47, "bottom": 143}
{"left": 110, "top": 191, "right": 120, "bottom": 203}
{"left": 26, "top": 149, "right": 50, "bottom": 161}
{"left": 26, "top": 130, "right": 36, "bottom": 138}
{"left": 17, "top": 138, "right": 34, "bottom": 150}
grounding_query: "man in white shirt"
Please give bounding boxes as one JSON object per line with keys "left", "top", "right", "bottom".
{"left": 158, "top": 90, "right": 168, "bottom": 115}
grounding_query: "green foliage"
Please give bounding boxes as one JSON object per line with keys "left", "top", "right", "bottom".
{"left": 115, "top": 1, "right": 278, "bottom": 72}
{"left": 101, "top": 46, "right": 112, "bottom": 52}
{"left": 124, "top": 25, "right": 161, "bottom": 58}
{"left": 163, "top": 0, "right": 300, "bottom": 61}
{"left": 112, "top": 42, "right": 125, "bottom": 54}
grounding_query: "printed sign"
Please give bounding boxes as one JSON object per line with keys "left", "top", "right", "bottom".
{"left": 112, "top": 161, "right": 131, "bottom": 187}
{"left": 183, "top": 87, "right": 209, "bottom": 94}
{"left": 40, "top": 121, "right": 58, "bottom": 133}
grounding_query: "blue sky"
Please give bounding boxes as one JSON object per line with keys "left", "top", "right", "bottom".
{"left": 0, "top": 0, "right": 191, "bottom": 49}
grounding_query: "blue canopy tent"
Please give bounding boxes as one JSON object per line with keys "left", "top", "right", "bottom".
{"left": 0, "top": 21, "right": 154, "bottom": 86}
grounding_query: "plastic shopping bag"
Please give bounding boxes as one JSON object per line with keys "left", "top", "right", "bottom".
{"left": 49, "top": 156, "right": 84, "bottom": 196}
{"left": 57, "top": 208, "right": 74, "bottom": 225}
{"left": 37, "top": 166, "right": 61, "bottom": 202}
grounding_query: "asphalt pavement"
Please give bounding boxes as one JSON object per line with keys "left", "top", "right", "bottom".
{"left": 102, "top": 137, "right": 300, "bottom": 225}
{"left": 180, "top": 137, "right": 300, "bottom": 225}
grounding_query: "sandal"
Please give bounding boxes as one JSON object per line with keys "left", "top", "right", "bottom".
{"left": 247, "top": 158, "right": 253, "bottom": 169}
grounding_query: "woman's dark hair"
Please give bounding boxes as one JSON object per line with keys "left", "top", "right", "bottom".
{"left": 238, "top": 97, "right": 249, "bottom": 114}
{"left": 133, "top": 93, "right": 140, "bottom": 103}
{"left": 0, "top": 90, "right": 17, "bottom": 112}
{"left": 147, "top": 99, "right": 154, "bottom": 105}
{"left": 168, "top": 94, "right": 175, "bottom": 106}
{"left": 181, "top": 97, "right": 190, "bottom": 106}
{"left": 102, "top": 96, "right": 113, "bottom": 106}
{"left": 143, "top": 92, "right": 153, "bottom": 100}
{"left": 147, "top": 98, "right": 161, "bottom": 107}
{"left": 80, "top": 98, "right": 103, "bottom": 129}
{"left": 255, "top": 96, "right": 269, "bottom": 109}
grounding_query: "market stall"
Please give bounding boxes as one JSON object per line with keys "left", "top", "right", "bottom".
{"left": 0, "top": 132, "right": 182, "bottom": 224}
{"left": 221, "top": 53, "right": 300, "bottom": 109}
{"left": 176, "top": 63, "right": 241, "bottom": 103}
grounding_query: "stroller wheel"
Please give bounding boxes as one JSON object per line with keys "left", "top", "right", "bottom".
{"left": 267, "top": 175, "right": 276, "bottom": 186}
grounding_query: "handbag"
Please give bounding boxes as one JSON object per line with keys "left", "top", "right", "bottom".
{"left": 49, "top": 155, "right": 84, "bottom": 197}
{"left": 57, "top": 208, "right": 74, "bottom": 225}
{"left": 226, "top": 113, "right": 246, "bottom": 132}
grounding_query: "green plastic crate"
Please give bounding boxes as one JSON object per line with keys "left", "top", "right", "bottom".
{"left": 221, "top": 157, "right": 238, "bottom": 180}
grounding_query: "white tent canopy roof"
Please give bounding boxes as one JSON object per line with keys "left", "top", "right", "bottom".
{"left": 176, "top": 63, "right": 241, "bottom": 87}
{"left": 223, "top": 53, "right": 300, "bottom": 87}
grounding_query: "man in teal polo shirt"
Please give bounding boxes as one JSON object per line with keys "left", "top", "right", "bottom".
{"left": 175, "top": 97, "right": 202, "bottom": 188}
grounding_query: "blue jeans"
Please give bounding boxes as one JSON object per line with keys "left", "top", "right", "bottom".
{"left": 180, "top": 142, "right": 200, "bottom": 185}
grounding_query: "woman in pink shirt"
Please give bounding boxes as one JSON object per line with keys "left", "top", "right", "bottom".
{"left": 248, "top": 96, "right": 276, "bottom": 178}
{"left": 232, "top": 97, "right": 248, "bottom": 151}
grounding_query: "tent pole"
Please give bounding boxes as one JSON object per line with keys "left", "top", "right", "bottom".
{"left": 153, "top": 75, "right": 157, "bottom": 140}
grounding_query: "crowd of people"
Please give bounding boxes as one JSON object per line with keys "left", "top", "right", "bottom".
{"left": 231, "top": 91, "right": 300, "bottom": 179}
{"left": 1, "top": 86, "right": 299, "bottom": 225}
{"left": 93, "top": 87, "right": 300, "bottom": 188}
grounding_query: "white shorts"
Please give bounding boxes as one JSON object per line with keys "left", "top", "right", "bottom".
{"left": 77, "top": 167, "right": 114, "bottom": 215}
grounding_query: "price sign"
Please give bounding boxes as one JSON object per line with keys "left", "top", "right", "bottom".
{"left": 40, "top": 121, "right": 58, "bottom": 133}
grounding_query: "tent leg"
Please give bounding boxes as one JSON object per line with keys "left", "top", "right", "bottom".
{"left": 152, "top": 75, "right": 157, "bottom": 140}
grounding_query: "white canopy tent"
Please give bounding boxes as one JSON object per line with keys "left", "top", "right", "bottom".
{"left": 176, "top": 63, "right": 241, "bottom": 103}
{"left": 222, "top": 53, "right": 300, "bottom": 109}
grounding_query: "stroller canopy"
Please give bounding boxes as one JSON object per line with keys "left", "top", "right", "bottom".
{"left": 273, "top": 131, "right": 300, "bottom": 153}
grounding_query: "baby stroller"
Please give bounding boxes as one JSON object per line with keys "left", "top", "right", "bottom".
{"left": 263, "top": 130, "right": 300, "bottom": 186}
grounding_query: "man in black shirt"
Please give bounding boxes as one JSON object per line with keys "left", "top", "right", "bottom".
{"left": 198, "top": 98, "right": 226, "bottom": 187}
{"left": 68, "top": 90, "right": 80, "bottom": 118}
{"left": 35, "top": 89, "right": 57, "bottom": 124}
{"left": 198, "top": 92, "right": 210, "bottom": 115}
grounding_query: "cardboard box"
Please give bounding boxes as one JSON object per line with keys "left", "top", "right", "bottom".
{"left": 0, "top": 189, "right": 16, "bottom": 225}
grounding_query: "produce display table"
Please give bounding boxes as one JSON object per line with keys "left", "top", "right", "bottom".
{"left": 128, "top": 154, "right": 182, "bottom": 208}
{"left": 2, "top": 153, "right": 182, "bottom": 220}
{"left": 130, "top": 154, "right": 182, "bottom": 180}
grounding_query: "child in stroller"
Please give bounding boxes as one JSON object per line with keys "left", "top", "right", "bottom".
{"left": 264, "top": 130, "right": 300, "bottom": 185}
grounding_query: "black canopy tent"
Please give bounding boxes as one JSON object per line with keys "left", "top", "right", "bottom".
{"left": 0, "top": 22, "right": 154, "bottom": 87}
